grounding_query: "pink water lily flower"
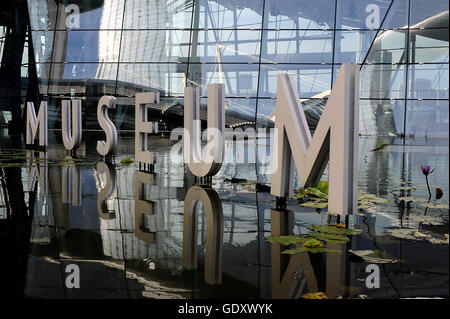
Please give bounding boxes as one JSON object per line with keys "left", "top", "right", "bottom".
{"left": 420, "top": 165, "right": 434, "bottom": 176}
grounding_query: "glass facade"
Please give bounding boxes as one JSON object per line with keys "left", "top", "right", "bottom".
{"left": 0, "top": 1, "right": 449, "bottom": 300}
{"left": 22, "top": 0, "right": 449, "bottom": 136}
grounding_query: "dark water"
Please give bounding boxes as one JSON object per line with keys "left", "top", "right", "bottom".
{"left": 0, "top": 129, "right": 448, "bottom": 299}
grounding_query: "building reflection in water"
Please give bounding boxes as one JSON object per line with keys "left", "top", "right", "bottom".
{"left": 97, "top": 162, "right": 352, "bottom": 295}
{"left": 0, "top": 133, "right": 448, "bottom": 298}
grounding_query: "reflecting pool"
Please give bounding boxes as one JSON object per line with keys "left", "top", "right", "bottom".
{"left": 0, "top": 130, "right": 448, "bottom": 299}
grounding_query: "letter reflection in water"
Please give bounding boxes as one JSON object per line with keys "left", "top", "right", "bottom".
{"left": 61, "top": 156, "right": 81, "bottom": 206}
{"left": 96, "top": 162, "right": 116, "bottom": 219}
{"left": 135, "top": 170, "right": 157, "bottom": 243}
{"left": 270, "top": 209, "right": 318, "bottom": 298}
{"left": 270, "top": 209, "right": 347, "bottom": 299}
{"left": 182, "top": 186, "right": 223, "bottom": 285}
{"left": 26, "top": 150, "right": 48, "bottom": 195}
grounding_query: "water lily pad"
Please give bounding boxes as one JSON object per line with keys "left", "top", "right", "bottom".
{"left": 349, "top": 249, "right": 397, "bottom": 263}
{"left": 398, "top": 186, "right": 417, "bottom": 191}
{"left": 303, "top": 238, "right": 324, "bottom": 248}
{"left": 306, "top": 187, "right": 328, "bottom": 199}
{"left": 419, "top": 203, "right": 449, "bottom": 209}
{"left": 408, "top": 214, "right": 444, "bottom": 225}
{"left": 282, "top": 247, "right": 341, "bottom": 255}
{"left": 309, "top": 225, "right": 361, "bottom": 236}
{"left": 120, "top": 157, "right": 134, "bottom": 166}
{"left": 265, "top": 235, "right": 308, "bottom": 246}
{"left": 302, "top": 292, "right": 327, "bottom": 299}
{"left": 290, "top": 193, "right": 305, "bottom": 200}
{"left": 317, "top": 180, "right": 329, "bottom": 195}
{"left": 413, "top": 231, "right": 431, "bottom": 238}
{"left": 386, "top": 228, "right": 449, "bottom": 244}
{"left": 398, "top": 196, "right": 429, "bottom": 203}
{"left": 357, "top": 192, "right": 389, "bottom": 209}
{"left": 300, "top": 201, "right": 328, "bottom": 209}
{"left": 307, "top": 232, "right": 349, "bottom": 244}
{"left": 428, "top": 236, "right": 450, "bottom": 244}
{"left": 359, "top": 192, "right": 389, "bottom": 203}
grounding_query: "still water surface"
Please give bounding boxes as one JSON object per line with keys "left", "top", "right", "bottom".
{"left": 0, "top": 130, "right": 448, "bottom": 298}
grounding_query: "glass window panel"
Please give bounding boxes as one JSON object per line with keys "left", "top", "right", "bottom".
{"left": 264, "top": 0, "right": 335, "bottom": 29}
{"left": 27, "top": 0, "right": 59, "bottom": 31}
{"left": 380, "top": 0, "right": 408, "bottom": 30}
{"left": 226, "top": 66, "right": 258, "bottom": 97}
{"left": 359, "top": 99, "right": 405, "bottom": 136}
{"left": 48, "top": 96, "right": 128, "bottom": 129}
{"left": 259, "top": 64, "right": 331, "bottom": 98}
{"left": 336, "top": 0, "right": 391, "bottom": 29}
{"left": 256, "top": 97, "right": 328, "bottom": 131}
{"left": 46, "top": 96, "right": 61, "bottom": 129}
{"left": 21, "top": 66, "right": 28, "bottom": 78}
{"left": 123, "top": 0, "right": 194, "bottom": 29}
{"left": 262, "top": 30, "right": 332, "bottom": 63}
{"left": 410, "top": 0, "right": 449, "bottom": 28}
{"left": 34, "top": 63, "right": 51, "bottom": 94}
{"left": 120, "top": 30, "right": 190, "bottom": 62}
{"left": 189, "top": 63, "right": 259, "bottom": 97}
{"left": 45, "top": 96, "right": 121, "bottom": 130}
{"left": 196, "top": 0, "right": 263, "bottom": 29}
{"left": 300, "top": 98, "right": 328, "bottom": 132}
{"left": 366, "top": 30, "right": 408, "bottom": 64}
{"left": 334, "top": 30, "right": 378, "bottom": 63}
{"left": 51, "top": 30, "right": 121, "bottom": 63}
{"left": 117, "top": 63, "right": 187, "bottom": 96}
{"left": 190, "top": 30, "right": 260, "bottom": 63}
{"left": 55, "top": 1, "right": 125, "bottom": 30}
{"left": 22, "top": 43, "right": 29, "bottom": 65}
{"left": 256, "top": 99, "right": 275, "bottom": 129}
{"left": 32, "top": 31, "right": 53, "bottom": 63}
{"left": 0, "top": 101, "right": 12, "bottom": 122}
{"left": 89, "top": 96, "right": 135, "bottom": 130}
{"left": 224, "top": 98, "right": 256, "bottom": 123}
{"left": 406, "top": 100, "right": 449, "bottom": 137}
{"left": 360, "top": 64, "right": 406, "bottom": 99}
{"left": 47, "top": 63, "right": 118, "bottom": 95}
{"left": 178, "top": 97, "right": 255, "bottom": 128}
{"left": 409, "top": 29, "right": 449, "bottom": 63}
{"left": 408, "top": 64, "right": 449, "bottom": 99}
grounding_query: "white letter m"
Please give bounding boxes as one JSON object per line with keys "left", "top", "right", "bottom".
{"left": 271, "top": 64, "right": 359, "bottom": 215}
{"left": 26, "top": 101, "right": 48, "bottom": 146}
